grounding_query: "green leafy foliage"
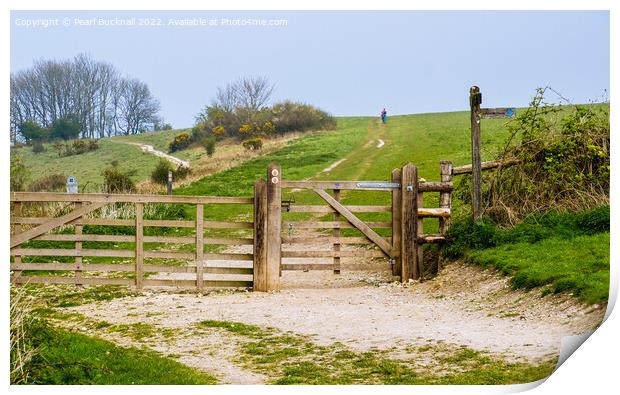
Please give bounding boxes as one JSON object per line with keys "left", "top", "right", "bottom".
{"left": 102, "top": 161, "right": 136, "bottom": 193}
{"left": 167, "top": 132, "right": 191, "bottom": 153}
{"left": 28, "top": 173, "right": 66, "bottom": 192}
{"left": 10, "top": 155, "right": 29, "bottom": 191}
{"left": 150, "top": 158, "right": 190, "bottom": 185}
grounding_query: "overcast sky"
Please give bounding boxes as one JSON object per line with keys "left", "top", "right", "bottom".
{"left": 11, "top": 10, "right": 610, "bottom": 128}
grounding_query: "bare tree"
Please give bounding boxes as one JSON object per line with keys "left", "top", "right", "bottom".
{"left": 10, "top": 54, "right": 161, "bottom": 142}
{"left": 233, "top": 76, "right": 275, "bottom": 113}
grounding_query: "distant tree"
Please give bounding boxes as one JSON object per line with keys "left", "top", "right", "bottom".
{"left": 50, "top": 115, "right": 83, "bottom": 140}
{"left": 234, "top": 76, "right": 274, "bottom": 114}
{"left": 18, "top": 120, "right": 49, "bottom": 143}
{"left": 115, "top": 79, "right": 161, "bottom": 135}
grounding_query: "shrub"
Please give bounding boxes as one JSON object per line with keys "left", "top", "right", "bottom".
{"left": 102, "top": 161, "right": 136, "bottom": 193}
{"left": 150, "top": 159, "right": 174, "bottom": 185}
{"left": 50, "top": 115, "right": 82, "bottom": 140}
{"left": 200, "top": 136, "right": 216, "bottom": 157}
{"left": 32, "top": 141, "right": 45, "bottom": 153}
{"left": 271, "top": 101, "right": 336, "bottom": 134}
{"left": 18, "top": 120, "right": 49, "bottom": 142}
{"left": 28, "top": 173, "right": 66, "bottom": 192}
{"left": 479, "top": 89, "right": 610, "bottom": 224}
{"left": 10, "top": 155, "right": 29, "bottom": 191}
{"left": 168, "top": 132, "right": 191, "bottom": 153}
{"left": 242, "top": 137, "right": 263, "bottom": 151}
{"left": 151, "top": 159, "right": 190, "bottom": 185}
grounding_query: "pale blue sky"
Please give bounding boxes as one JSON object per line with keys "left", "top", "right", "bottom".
{"left": 11, "top": 10, "right": 610, "bottom": 128}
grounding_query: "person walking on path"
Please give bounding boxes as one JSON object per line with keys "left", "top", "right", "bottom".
{"left": 380, "top": 108, "right": 387, "bottom": 124}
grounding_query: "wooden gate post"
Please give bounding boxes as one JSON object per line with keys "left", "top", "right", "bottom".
{"left": 135, "top": 202, "right": 144, "bottom": 291}
{"left": 439, "top": 160, "right": 453, "bottom": 235}
{"left": 195, "top": 204, "right": 205, "bottom": 292}
{"left": 253, "top": 179, "right": 268, "bottom": 291}
{"left": 391, "top": 168, "right": 402, "bottom": 278}
{"left": 470, "top": 86, "right": 483, "bottom": 221}
{"left": 400, "top": 163, "right": 419, "bottom": 281}
{"left": 265, "top": 163, "right": 282, "bottom": 291}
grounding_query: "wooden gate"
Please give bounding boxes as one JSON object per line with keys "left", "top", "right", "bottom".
{"left": 10, "top": 161, "right": 453, "bottom": 292}
{"left": 10, "top": 193, "right": 255, "bottom": 290}
{"left": 252, "top": 161, "right": 454, "bottom": 291}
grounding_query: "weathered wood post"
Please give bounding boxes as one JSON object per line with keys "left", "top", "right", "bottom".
{"left": 12, "top": 202, "right": 23, "bottom": 283}
{"left": 265, "top": 163, "right": 282, "bottom": 291}
{"left": 332, "top": 189, "right": 341, "bottom": 274}
{"left": 195, "top": 204, "right": 205, "bottom": 292}
{"left": 253, "top": 179, "right": 268, "bottom": 291}
{"left": 400, "top": 163, "right": 419, "bottom": 281}
{"left": 391, "top": 168, "right": 402, "bottom": 278}
{"left": 75, "top": 202, "right": 83, "bottom": 287}
{"left": 417, "top": 188, "right": 424, "bottom": 280}
{"left": 470, "top": 86, "right": 483, "bottom": 221}
{"left": 135, "top": 202, "right": 144, "bottom": 290}
{"left": 439, "top": 160, "right": 454, "bottom": 235}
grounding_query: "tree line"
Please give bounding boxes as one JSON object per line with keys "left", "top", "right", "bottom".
{"left": 10, "top": 54, "right": 162, "bottom": 144}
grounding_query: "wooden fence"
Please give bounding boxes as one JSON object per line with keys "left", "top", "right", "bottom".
{"left": 10, "top": 193, "right": 254, "bottom": 290}
{"left": 10, "top": 161, "right": 453, "bottom": 292}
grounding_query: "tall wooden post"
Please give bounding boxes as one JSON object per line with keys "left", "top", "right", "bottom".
{"left": 135, "top": 203, "right": 144, "bottom": 290}
{"left": 12, "top": 202, "right": 23, "bottom": 283}
{"left": 391, "top": 168, "right": 402, "bottom": 278}
{"left": 439, "top": 160, "right": 453, "bottom": 235}
{"left": 253, "top": 179, "right": 268, "bottom": 291}
{"left": 470, "top": 86, "right": 483, "bottom": 221}
{"left": 195, "top": 204, "right": 204, "bottom": 292}
{"left": 75, "top": 202, "right": 83, "bottom": 287}
{"left": 400, "top": 163, "right": 419, "bottom": 281}
{"left": 416, "top": 191, "right": 424, "bottom": 280}
{"left": 265, "top": 163, "right": 282, "bottom": 291}
{"left": 332, "top": 189, "right": 341, "bottom": 274}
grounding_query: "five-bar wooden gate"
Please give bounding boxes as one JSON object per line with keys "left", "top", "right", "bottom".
{"left": 10, "top": 161, "right": 453, "bottom": 292}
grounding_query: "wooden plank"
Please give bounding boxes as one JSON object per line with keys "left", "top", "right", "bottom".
{"left": 470, "top": 85, "right": 483, "bottom": 221}
{"left": 282, "top": 236, "right": 378, "bottom": 245}
{"left": 418, "top": 208, "right": 450, "bottom": 218}
{"left": 282, "top": 181, "right": 395, "bottom": 191}
{"left": 204, "top": 237, "right": 254, "bottom": 245}
{"left": 135, "top": 203, "right": 144, "bottom": 290}
{"left": 144, "top": 220, "right": 194, "bottom": 228}
{"left": 195, "top": 204, "right": 204, "bottom": 291}
{"left": 10, "top": 248, "right": 134, "bottom": 257}
{"left": 282, "top": 250, "right": 386, "bottom": 258}
{"left": 286, "top": 205, "right": 391, "bottom": 213}
{"left": 266, "top": 163, "right": 282, "bottom": 291}
{"left": 142, "top": 279, "right": 253, "bottom": 288}
{"left": 391, "top": 168, "right": 402, "bottom": 277}
{"left": 282, "top": 221, "right": 392, "bottom": 229}
{"left": 400, "top": 163, "right": 418, "bottom": 281}
{"left": 417, "top": 182, "right": 453, "bottom": 192}
{"left": 11, "top": 276, "right": 134, "bottom": 286}
{"left": 12, "top": 217, "right": 133, "bottom": 226}
{"left": 253, "top": 178, "right": 268, "bottom": 292}
{"left": 10, "top": 201, "right": 106, "bottom": 248}
{"left": 313, "top": 189, "right": 393, "bottom": 257}
{"left": 439, "top": 160, "right": 454, "bottom": 236}
{"left": 144, "top": 251, "right": 196, "bottom": 260}
{"left": 35, "top": 234, "right": 136, "bottom": 243}
{"left": 281, "top": 263, "right": 335, "bottom": 271}
{"left": 10, "top": 192, "right": 253, "bottom": 205}
{"left": 452, "top": 158, "right": 521, "bottom": 175}
{"left": 203, "top": 221, "right": 253, "bottom": 229}
{"left": 418, "top": 235, "right": 447, "bottom": 244}
{"left": 11, "top": 263, "right": 135, "bottom": 272}
{"left": 332, "top": 189, "right": 341, "bottom": 274}
{"left": 206, "top": 267, "right": 253, "bottom": 275}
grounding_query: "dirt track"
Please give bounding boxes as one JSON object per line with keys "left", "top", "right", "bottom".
{"left": 65, "top": 261, "right": 605, "bottom": 384}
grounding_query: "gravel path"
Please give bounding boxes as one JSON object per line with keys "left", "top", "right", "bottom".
{"left": 66, "top": 262, "right": 605, "bottom": 383}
